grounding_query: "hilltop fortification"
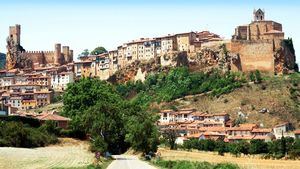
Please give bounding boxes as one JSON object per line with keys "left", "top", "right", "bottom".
{"left": 6, "top": 24, "right": 73, "bottom": 70}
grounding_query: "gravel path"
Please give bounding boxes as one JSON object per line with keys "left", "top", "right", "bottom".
{"left": 107, "top": 155, "right": 156, "bottom": 169}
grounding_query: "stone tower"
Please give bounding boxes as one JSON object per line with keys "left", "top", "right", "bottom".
{"left": 9, "top": 24, "right": 21, "bottom": 45}
{"left": 54, "top": 43, "right": 61, "bottom": 65}
{"left": 62, "top": 46, "right": 69, "bottom": 64}
{"left": 253, "top": 9, "right": 265, "bottom": 21}
{"left": 69, "top": 50, "right": 74, "bottom": 62}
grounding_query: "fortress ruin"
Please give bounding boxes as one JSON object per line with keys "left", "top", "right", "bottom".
{"left": 6, "top": 24, "right": 73, "bottom": 70}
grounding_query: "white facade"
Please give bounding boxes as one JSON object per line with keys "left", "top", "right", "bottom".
{"left": 51, "top": 72, "right": 74, "bottom": 91}
{"left": 161, "top": 37, "right": 175, "bottom": 53}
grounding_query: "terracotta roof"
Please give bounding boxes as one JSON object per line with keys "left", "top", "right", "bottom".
{"left": 187, "top": 133, "right": 202, "bottom": 138}
{"left": 228, "top": 135, "right": 254, "bottom": 140}
{"left": 274, "top": 122, "right": 290, "bottom": 127}
{"left": 198, "top": 127, "right": 227, "bottom": 132}
{"left": 227, "top": 124, "right": 257, "bottom": 131}
{"left": 294, "top": 129, "right": 300, "bottom": 135}
{"left": 252, "top": 135, "right": 273, "bottom": 140}
{"left": 252, "top": 128, "right": 272, "bottom": 133}
{"left": 34, "top": 91, "right": 52, "bottom": 94}
{"left": 36, "top": 113, "right": 71, "bottom": 121}
{"left": 160, "top": 109, "right": 174, "bottom": 113}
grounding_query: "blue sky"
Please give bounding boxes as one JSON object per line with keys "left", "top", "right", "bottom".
{"left": 0, "top": 0, "right": 299, "bottom": 63}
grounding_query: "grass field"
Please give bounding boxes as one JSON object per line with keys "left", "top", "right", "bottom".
{"left": 0, "top": 138, "right": 94, "bottom": 169}
{"left": 158, "top": 148, "right": 300, "bottom": 169}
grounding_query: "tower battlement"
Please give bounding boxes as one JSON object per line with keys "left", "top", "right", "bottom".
{"left": 6, "top": 24, "right": 74, "bottom": 69}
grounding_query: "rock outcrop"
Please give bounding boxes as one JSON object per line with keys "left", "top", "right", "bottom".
{"left": 6, "top": 35, "right": 32, "bottom": 70}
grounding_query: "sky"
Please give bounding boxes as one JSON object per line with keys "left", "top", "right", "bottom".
{"left": 0, "top": 0, "right": 299, "bottom": 63}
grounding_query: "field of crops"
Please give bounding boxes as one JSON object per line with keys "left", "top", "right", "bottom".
{"left": 0, "top": 138, "right": 94, "bottom": 169}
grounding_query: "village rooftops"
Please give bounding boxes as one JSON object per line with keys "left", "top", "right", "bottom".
{"left": 252, "top": 128, "right": 272, "bottom": 133}
{"left": 294, "top": 130, "right": 300, "bottom": 135}
{"left": 175, "top": 31, "right": 196, "bottom": 36}
{"left": 226, "top": 123, "right": 258, "bottom": 131}
{"left": 198, "top": 126, "right": 227, "bottom": 132}
{"left": 36, "top": 112, "right": 71, "bottom": 121}
{"left": 34, "top": 90, "right": 52, "bottom": 94}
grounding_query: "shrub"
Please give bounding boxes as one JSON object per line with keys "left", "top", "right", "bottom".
{"left": 152, "top": 159, "right": 239, "bottom": 169}
{"left": 0, "top": 121, "right": 58, "bottom": 148}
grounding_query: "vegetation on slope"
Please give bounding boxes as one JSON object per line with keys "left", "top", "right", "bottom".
{"left": 116, "top": 67, "right": 245, "bottom": 107}
{"left": 162, "top": 72, "right": 300, "bottom": 128}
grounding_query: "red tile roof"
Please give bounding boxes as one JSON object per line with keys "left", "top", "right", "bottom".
{"left": 36, "top": 113, "right": 71, "bottom": 121}
{"left": 252, "top": 128, "right": 272, "bottom": 133}
{"left": 294, "top": 129, "right": 300, "bottom": 135}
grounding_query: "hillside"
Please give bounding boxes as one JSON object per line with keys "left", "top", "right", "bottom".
{"left": 0, "top": 53, "right": 5, "bottom": 69}
{"left": 157, "top": 74, "right": 300, "bottom": 128}
{"left": 114, "top": 65, "right": 300, "bottom": 128}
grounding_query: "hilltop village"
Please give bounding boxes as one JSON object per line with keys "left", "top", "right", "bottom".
{"left": 75, "top": 9, "right": 297, "bottom": 82}
{"left": 0, "top": 9, "right": 299, "bottom": 141}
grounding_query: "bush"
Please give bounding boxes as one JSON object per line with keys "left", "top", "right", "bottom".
{"left": 0, "top": 121, "right": 58, "bottom": 148}
{"left": 152, "top": 159, "right": 239, "bottom": 169}
{"left": 0, "top": 116, "right": 40, "bottom": 127}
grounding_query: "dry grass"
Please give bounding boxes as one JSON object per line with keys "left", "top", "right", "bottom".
{"left": 158, "top": 148, "right": 300, "bottom": 169}
{"left": 0, "top": 138, "right": 94, "bottom": 169}
{"left": 165, "top": 76, "right": 299, "bottom": 128}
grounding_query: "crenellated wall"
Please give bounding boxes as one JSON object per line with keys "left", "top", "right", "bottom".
{"left": 20, "top": 47, "right": 73, "bottom": 67}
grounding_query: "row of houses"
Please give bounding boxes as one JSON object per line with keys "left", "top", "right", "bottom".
{"left": 0, "top": 65, "right": 75, "bottom": 115}
{"left": 158, "top": 109, "right": 300, "bottom": 144}
{"left": 74, "top": 31, "right": 222, "bottom": 80}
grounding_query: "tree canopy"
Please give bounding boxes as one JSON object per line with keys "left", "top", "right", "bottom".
{"left": 62, "top": 78, "right": 158, "bottom": 154}
{"left": 90, "top": 46, "right": 107, "bottom": 55}
{"left": 78, "top": 49, "right": 90, "bottom": 58}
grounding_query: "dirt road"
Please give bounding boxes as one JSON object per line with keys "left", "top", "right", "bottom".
{"left": 0, "top": 138, "right": 94, "bottom": 169}
{"left": 107, "top": 155, "right": 156, "bottom": 169}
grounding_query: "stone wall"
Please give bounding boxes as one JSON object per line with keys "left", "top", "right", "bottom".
{"left": 227, "top": 40, "right": 275, "bottom": 73}
{"left": 21, "top": 51, "right": 46, "bottom": 65}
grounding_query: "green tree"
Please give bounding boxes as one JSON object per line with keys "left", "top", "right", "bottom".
{"left": 125, "top": 109, "right": 159, "bottom": 154}
{"left": 249, "top": 140, "right": 268, "bottom": 154}
{"left": 162, "top": 128, "right": 180, "bottom": 150}
{"left": 90, "top": 46, "right": 107, "bottom": 55}
{"left": 78, "top": 49, "right": 90, "bottom": 58}
{"left": 62, "top": 78, "right": 159, "bottom": 154}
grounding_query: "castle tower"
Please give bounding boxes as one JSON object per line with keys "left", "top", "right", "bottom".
{"left": 253, "top": 8, "right": 265, "bottom": 21}
{"left": 9, "top": 24, "right": 21, "bottom": 45}
{"left": 62, "top": 46, "right": 69, "bottom": 64}
{"left": 69, "top": 50, "right": 74, "bottom": 62}
{"left": 54, "top": 43, "right": 61, "bottom": 65}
